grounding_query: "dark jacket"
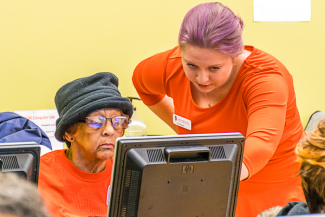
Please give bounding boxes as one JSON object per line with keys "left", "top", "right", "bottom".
{"left": 276, "top": 202, "right": 309, "bottom": 216}
{"left": 0, "top": 112, "right": 51, "bottom": 149}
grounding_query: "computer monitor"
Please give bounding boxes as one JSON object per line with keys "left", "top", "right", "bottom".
{"left": 107, "top": 132, "right": 245, "bottom": 217}
{"left": 0, "top": 142, "right": 40, "bottom": 185}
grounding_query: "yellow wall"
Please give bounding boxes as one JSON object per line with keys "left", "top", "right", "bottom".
{"left": 0, "top": 0, "right": 324, "bottom": 136}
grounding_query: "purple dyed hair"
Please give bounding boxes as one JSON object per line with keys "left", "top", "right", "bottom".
{"left": 178, "top": 2, "right": 244, "bottom": 58}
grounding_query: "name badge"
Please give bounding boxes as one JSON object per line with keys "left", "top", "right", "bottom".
{"left": 173, "top": 114, "right": 191, "bottom": 130}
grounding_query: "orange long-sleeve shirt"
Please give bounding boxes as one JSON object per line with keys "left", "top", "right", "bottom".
{"left": 38, "top": 150, "right": 112, "bottom": 217}
{"left": 133, "top": 45, "right": 305, "bottom": 217}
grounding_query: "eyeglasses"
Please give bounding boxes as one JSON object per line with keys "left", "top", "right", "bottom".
{"left": 79, "top": 116, "right": 131, "bottom": 131}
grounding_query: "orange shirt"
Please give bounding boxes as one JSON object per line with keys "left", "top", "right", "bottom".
{"left": 133, "top": 46, "right": 305, "bottom": 217}
{"left": 38, "top": 150, "right": 112, "bottom": 217}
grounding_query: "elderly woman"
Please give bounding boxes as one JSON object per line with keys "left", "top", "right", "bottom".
{"left": 38, "top": 72, "right": 133, "bottom": 217}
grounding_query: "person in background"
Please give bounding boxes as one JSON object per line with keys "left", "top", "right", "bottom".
{"left": 38, "top": 72, "right": 133, "bottom": 217}
{"left": 132, "top": 2, "right": 305, "bottom": 217}
{"left": 276, "top": 119, "right": 325, "bottom": 216}
{"left": 0, "top": 172, "right": 50, "bottom": 217}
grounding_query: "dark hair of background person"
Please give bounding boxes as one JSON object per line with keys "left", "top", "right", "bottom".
{"left": 0, "top": 173, "right": 51, "bottom": 217}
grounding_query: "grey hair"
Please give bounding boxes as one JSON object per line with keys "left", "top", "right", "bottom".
{"left": 0, "top": 173, "right": 51, "bottom": 217}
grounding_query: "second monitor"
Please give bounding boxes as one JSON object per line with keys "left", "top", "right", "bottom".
{"left": 0, "top": 142, "right": 40, "bottom": 185}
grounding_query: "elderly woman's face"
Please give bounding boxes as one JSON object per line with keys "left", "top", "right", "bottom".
{"left": 71, "top": 108, "right": 125, "bottom": 161}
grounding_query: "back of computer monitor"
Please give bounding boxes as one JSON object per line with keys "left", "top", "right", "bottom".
{"left": 0, "top": 142, "right": 41, "bottom": 185}
{"left": 108, "top": 133, "right": 245, "bottom": 217}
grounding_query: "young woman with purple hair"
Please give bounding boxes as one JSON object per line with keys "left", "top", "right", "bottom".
{"left": 132, "top": 2, "right": 305, "bottom": 217}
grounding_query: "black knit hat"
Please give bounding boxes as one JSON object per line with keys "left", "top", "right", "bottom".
{"left": 54, "top": 72, "right": 133, "bottom": 142}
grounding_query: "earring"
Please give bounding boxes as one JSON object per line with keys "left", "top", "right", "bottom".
{"left": 70, "top": 138, "right": 74, "bottom": 141}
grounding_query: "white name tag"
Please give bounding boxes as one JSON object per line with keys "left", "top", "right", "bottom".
{"left": 173, "top": 114, "right": 191, "bottom": 130}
